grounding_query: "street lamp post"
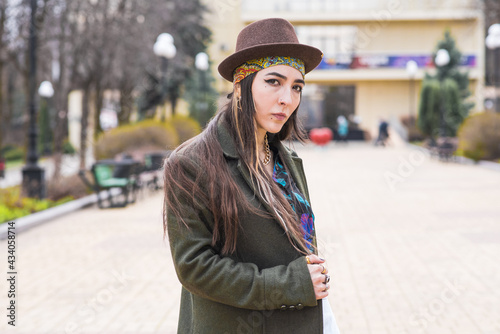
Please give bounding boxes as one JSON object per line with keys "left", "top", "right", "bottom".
{"left": 195, "top": 52, "right": 209, "bottom": 122}
{"left": 405, "top": 60, "right": 418, "bottom": 126}
{"left": 22, "top": 0, "right": 46, "bottom": 199}
{"left": 435, "top": 48, "right": 451, "bottom": 139}
{"left": 38, "top": 81, "right": 54, "bottom": 155}
{"left": 153, "top": 33, "right": 176, "bottom": 118}
{"left": 486, "top": 23, "right": 500, "bottom": 112}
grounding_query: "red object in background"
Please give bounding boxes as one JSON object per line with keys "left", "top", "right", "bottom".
{"left": 309, "top": 128, "right": 333, "bottom": 146}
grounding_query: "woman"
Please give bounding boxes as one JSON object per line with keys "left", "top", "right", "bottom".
{"left": 163, "top": 18, "right": 340, "bottom": 333}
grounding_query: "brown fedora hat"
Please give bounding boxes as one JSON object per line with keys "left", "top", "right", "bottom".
{"left": 218, "top": 18, "right": 323, "bottom": 82}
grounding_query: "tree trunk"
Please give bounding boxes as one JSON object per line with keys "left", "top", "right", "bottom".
{"left": 52, "top": 3, "right": 69, "bottom": 181}
{"left": 2, "top": 68, "right": 15, "bottom": 146}
{"left": 0, "top": 61, "right": 4, "bottom": 157}
{"left": 6, "top": 68, "right": 14, "bottom": 125}
{"left": 93, "top": 80, "right": 104, "bottom": 140}
{"left": 80, "top": 85, "right": 90, "bottom": 169}
{"left": 22, "top": 55, "right": 31, "bottom": 160}
{"left": 52, "top": 90, "right": 68, "bottom": 180}
{"left": 0, "top": 3, "right": 5, "bottom": 156}
{"left": 118, "top": 84, "right": 134, "bottom": 125}
{"left": 170, "top": 85, "right": 179, "bottom": 116}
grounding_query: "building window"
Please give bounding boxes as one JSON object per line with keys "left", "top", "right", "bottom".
{"left": 295, "top": 25, "right": 358, "bottom": 58}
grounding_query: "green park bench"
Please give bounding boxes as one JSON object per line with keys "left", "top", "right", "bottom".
{"left": 79, "top": 159, "right": 141, "bottom": 208}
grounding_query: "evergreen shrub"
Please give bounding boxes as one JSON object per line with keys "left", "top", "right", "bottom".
{"left": 63, "top": 140, "right": 76, "bottom": 154}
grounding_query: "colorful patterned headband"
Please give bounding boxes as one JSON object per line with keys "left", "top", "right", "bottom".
{"left": 233, "top": 56, "right": 305, "bottom": 84}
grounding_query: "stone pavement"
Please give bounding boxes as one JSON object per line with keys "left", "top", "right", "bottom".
{"left": 1, "top": 142, "right": 499, "bottom": 334}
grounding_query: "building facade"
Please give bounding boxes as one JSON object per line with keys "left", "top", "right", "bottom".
{"left": 204, "top": 0, "right": 484, "bottom": 137}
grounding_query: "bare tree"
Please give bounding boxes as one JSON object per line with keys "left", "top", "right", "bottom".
{"left": 1, "top": 0, "right": 212, "bottom": 173}
{"left": 483, "top": 0, "right": 500, "bottom": 28}
{"left": 482, "top": 0, "right": 500, "bottom": 87}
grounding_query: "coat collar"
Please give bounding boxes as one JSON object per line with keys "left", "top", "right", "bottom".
{"left": 216, "top": 118, "right": 309, "bottom": 202}
{"left": 217, "top": 118, "right": 239, "bottom": 160}
{"left": 216, "top": 118, "right": 313, "bottom": 252}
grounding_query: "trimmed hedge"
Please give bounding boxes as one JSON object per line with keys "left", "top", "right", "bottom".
{"left": 171, "top": 115, "right": 202, "bottom": 143}
{"left": 457, "top": 112, "right": 500, "bottom": 161}
{"left": 1, "top": 145, "right": 25, "bottom": 161}
{"left": 95, "top": 120, "right": 179, "bottom": 160}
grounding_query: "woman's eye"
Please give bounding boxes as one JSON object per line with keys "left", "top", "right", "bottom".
{"left": 293, "top": 85, "right": 303, "bottom": 92}
{"left": 264, "top": 79, "right": 279, "bottom": 85}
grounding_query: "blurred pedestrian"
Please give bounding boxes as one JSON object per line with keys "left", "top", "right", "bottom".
{"left": 375, "top": 119, "right": 390, "bottom": 146}
{"left": 336, "top": 115, "right": 349, "bottom": 143}
{"left": 163, "top": 18, "right": 340, "bottom": 334}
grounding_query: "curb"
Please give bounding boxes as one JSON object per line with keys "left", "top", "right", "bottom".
{"left": 477, "top": 160, "right": 500, "bottom": 172}
{"left": 0, "top": 189, "right": 120, "bottom": 240}
{"left": 406, "top": 143, "right": 500, "bottom": 171}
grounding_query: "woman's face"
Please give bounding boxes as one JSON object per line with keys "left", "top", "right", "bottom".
{"left": 250, "top": 65, "right": 304, "bottom": 136}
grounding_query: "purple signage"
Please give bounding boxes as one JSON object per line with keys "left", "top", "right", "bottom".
{"left": 316, "top": 54, "right": 476, "bottom": 70}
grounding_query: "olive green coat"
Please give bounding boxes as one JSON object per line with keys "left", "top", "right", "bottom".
{"left": 166, "top": 122, "right": 323, "bottom": 334}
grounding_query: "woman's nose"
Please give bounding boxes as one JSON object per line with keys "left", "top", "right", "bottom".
{"left": 278, "top": 88, "right": 293, "bottom": 106}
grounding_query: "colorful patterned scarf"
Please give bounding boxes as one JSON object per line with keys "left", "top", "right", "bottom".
{"left": 272, "top": 154, "right": 316, "bottom": 253}
{"left": 233, "top": 56, "right": 305, "bottom": 84}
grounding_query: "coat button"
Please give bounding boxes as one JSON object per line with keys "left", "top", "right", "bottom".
{"left": 280, "top": 305, "right": 287, "bottom": 311}
{"left": 289, "top": 305, "right": 296, "bottom": 311}
{"left": 296, "top": 303, "right": 304, "bottom": 310}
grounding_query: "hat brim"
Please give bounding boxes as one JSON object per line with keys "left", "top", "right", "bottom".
{"left": 218, "top": 43, "right": 323, "bottom": 82}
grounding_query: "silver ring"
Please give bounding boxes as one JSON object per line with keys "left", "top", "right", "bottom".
{"left": 324, "top": 274, "right": 330, "bottom": 284}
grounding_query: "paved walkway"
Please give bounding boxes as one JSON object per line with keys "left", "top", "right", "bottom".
{"left": 1, "top": 142, "right": 499, "bottom": 334}
{"left": 0, "top": 155, "right": 81, "bottom": 188}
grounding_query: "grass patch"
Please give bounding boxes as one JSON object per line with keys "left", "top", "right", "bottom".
{"left": 0, "top": 186, "right": 73, "bottom": 224}
{"left": 410, "top": 140, "right": 425, "bottom": 147}
{"left": 6, "top": 159, "right": 24, "bottom": 169}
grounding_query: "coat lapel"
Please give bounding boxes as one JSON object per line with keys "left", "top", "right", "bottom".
{"left": 217, "top": 120, "right": 316, "bottom": 253}
{"left": 217, "top": 121, "right": 309, "bottom": 219}
{"left": 217, "top": 121, "right": 277, "bottom": 216}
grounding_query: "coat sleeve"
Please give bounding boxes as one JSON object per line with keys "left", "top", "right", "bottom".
{"left": 166, "top": 153, "right": 318, "bottom": 311}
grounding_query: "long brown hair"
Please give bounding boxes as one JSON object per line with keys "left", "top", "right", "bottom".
{"left": 163, "top": 72, "right": 312, "bottom": 255}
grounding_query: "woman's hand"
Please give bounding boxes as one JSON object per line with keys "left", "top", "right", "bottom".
{"left": 306, "top": 254, "right": 330, "bottom": 300}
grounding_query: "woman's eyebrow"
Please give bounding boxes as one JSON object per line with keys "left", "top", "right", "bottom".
{"left": 265, "top": 72, "right": 305, "bottom": 85}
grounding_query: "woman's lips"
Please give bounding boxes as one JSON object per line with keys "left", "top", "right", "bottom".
{"left": 272, "top": 113, "right": 287, "bottom": 121}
